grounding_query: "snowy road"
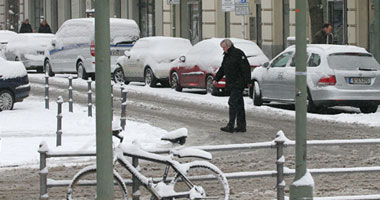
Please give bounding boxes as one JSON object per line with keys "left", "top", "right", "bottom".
{"left": 1, "top": 73, "right": 380, "bottom": 199}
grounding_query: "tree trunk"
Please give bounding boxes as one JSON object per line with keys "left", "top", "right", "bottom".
{"left": 308, "top": 0, "right": 324, "bottom": 42}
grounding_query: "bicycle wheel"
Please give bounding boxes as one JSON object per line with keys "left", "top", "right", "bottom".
{"left": 67, "top": 165, "right": 128, "bottom": 200}
{"left": 171, "top": 161, "right": 230, "bottom": 200}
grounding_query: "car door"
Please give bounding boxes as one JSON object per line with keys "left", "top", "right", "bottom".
{"left": 261, "top": 51, "right": 293, "bottom": 100}
{"left": 124, "top": 41, "right": 144, "bottom": 81}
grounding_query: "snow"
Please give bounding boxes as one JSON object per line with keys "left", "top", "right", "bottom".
{"left": 292, "top": 170, "right": 315, "bottom": 187}
{"left": 0, "top": 96, "right": 171, "bottom": 168}
{"left": 170, "top": 147, "right": 212, "bottom": 160}
{"left": 5, "top": 33, "right": 54, "bottom": 55}
{"left": 0, "top": 57, "right": 27, "bottom": 79}
{"left": 161, "top": 127, "right": 188, "bottom": 140}
{"left": 0, "top": 30, "right": 17, "bottom": 43}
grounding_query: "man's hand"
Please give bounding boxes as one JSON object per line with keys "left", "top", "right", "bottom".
{"left": 213, "top": 80, "right": 217, "bottom": 85}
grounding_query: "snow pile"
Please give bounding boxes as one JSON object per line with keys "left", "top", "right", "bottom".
{"left": 292, "top": 170, "right": 315, "bottom": 187}
{"left": 0, "top": 30, "right": 17, "bottom": 44}
{"left": 0, "top": 57, "right": 27, "bottom": 79}
{"left": 6, "top": 33, "right": 54, "bottom": 55}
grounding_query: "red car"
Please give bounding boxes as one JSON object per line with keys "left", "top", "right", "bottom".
{"left": 169, "top": 38, "right": 268, "bottom": 95}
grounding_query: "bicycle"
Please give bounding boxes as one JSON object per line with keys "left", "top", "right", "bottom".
{"left": 67, "top": 127, "right": 230, "bottom": 199}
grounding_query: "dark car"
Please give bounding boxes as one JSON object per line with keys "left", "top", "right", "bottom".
{"left": 0, "top": 58, "right": 30, "bottom": 111}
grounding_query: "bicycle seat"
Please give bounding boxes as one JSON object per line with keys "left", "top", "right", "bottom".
{"left": 161, "top": 128, "right": 188, "bottom": 145}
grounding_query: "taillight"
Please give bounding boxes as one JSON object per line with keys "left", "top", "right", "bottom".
{"left": 318, "top": 75, "right": 336, "bottom": 86}
{"left": 90, "top": 41, "right": 95, "bottom": 56}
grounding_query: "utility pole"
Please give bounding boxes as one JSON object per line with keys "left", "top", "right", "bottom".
{"left": 95, "top": 0, "right": 114, "bottom": 198}
{"left": 289, "top": 0, "right": 314, "bottom": 199}
{"left": 374, "top": 0, "right": 380, "bottom": 63}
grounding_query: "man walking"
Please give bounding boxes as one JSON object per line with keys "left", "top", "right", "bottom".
{"left": 213, "top": 39, "right": 251, "bottom": 133}
{"left": 312, "top": 23, "right": 334, "bottom": 44}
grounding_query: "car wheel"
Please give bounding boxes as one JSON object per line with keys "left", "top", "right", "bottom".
{"left": 0, "top": 90, "right": 14, "bottom": 111}
{"left": 171, "top": 72, "right": 182, "bottom": 92}
{"left": 307, "top": 90, "right": 323, "bottom": 113}
{"left": 144, "top": 67, "right": 157, "bottom": 87}
{"left": 359, "top": 105, "right": 378, "bottom": 114}
{"left": 77, "top": 61, "right": 88, "bottom": 80}
{"left": 253, "top": 81, "right": 263, "bottom": 106}
{"left": 44, "top": 59, "right": 55, "bottom": 77}
{"left": 113, "top": 67, "right": 126, "bottom": 84}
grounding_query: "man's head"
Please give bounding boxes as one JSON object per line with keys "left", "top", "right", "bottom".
{"left": 25, "top": 19, "right": 29, "bottom": 24}
{"left": 322, "top": 23, "right": 332, "bottom": 35}
{"left": 220, "top": 39, "right": 233, "bottom": 53}
{"left": 41, "top": 20, "right": 47, "bottom": 26}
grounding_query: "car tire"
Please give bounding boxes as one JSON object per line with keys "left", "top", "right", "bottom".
{"left": 359, "top": 105, "right": 378, "bottom": 114}
{"left": 77, "top": 61, "right": 88, "bottom": 80}
{"left": 307, "top": 90, "right": 323, "bottom": 113}
{"left": 171, "top": 72, "right": 182, "bottom": 92}
{"left": 253, "top": 81, "right": 263, "bottom": 106}
{"left": 144, "top": 67, "right": 157, "bottom": 87}
{"left": 0, "top": 90, "right": 14, "bottom": 111}
{"left": 44, "top": 59, "right": 55, "bottom": 77}
{"left": 113, "top": 67, "right": 126, "bottom": 84}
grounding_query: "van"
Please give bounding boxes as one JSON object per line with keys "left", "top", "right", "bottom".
{"left": 44, "top": 18, "right": 140, "bottom": 79}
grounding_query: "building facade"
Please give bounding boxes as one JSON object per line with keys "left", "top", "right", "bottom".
{"left": 0, "top": 0, "right": 377, "bottom": 58}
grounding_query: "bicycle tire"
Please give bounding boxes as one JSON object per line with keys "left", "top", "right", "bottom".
{"left": 171, "top": 160, "right": 230, "bottom": 200}
{"left": 67, "top": 165, "right": 128, "bottom": 200}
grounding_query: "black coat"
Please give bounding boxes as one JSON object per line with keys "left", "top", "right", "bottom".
{"left": 19, "top": 23, "right": 33, "bottom": 33}
{"left": 214, "top": 45, "right": 251, "bottom": 90}
{"left": 312, "top": 30, "right": 333, "bottom": 44}
{"left": 38, "top": 24, "right": 52, "bottom": 33}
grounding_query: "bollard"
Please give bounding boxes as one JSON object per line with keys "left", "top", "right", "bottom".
{"left": 68, "top": 76, "right": 73, "bottom": 112}
{"left": 44, "top": 74, "right": 49, "bottom": 109}
{"left": 132, "top": 157, "right": 140, "bottom": 200}
{"left": 111, "top": 82, "right": 114, "bottom": 120}
{"left": 275, "top": 131, "right": 286, "bottom": 200}
{"left": 88, "top": 78, "right": 93, "bottom": 117}
{"left": 38, "top": 141, "right": 49, "bottom": 200}
{"left": 56, "top": 96, "right": 63, "bottom": 146}
{"left": 120, "top": 88, "right": 127, "bottom": 130}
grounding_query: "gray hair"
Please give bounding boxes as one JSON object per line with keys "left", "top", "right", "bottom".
{"left": 220, "top": 39, "right": 233, "bottom": 48}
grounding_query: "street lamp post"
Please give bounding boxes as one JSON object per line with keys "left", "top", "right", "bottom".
{"left": 374, "top": 0, "right": 380, "bottom": 63}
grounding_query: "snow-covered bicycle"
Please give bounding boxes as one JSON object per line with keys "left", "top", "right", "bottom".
{"left": 66, "top": 127, "right": 230, "bottom": 199}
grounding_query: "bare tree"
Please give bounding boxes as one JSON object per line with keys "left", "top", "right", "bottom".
{"left": 308, "top": 0, "right": 324, "bottom": 41}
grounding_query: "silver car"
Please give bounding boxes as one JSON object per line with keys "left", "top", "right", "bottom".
{"left": 251, "top": 44, "right": 380, "bottom": 113}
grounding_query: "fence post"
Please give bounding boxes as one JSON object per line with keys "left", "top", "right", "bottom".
{"left": 132, "top": 157, "right": 140, "bottom": 200}
{"left": 45, "top": 75, "right": 49, "bottom": 109}
{"left": 88, "top": 78, "right": 93, "bottom": 117}
{"left": 120, "top": 88, "right": 127, "bottom": 130}
{"left": 38, "top": 141, "right": 49, "bottom": 200}
{"left": 111, "top": 82, "right": 114, "bottom": 120}
{"left": 275, "top": 131, "right": 286, "bottom": 200}
{"left": 68, "top": 76, "right": 73, "bottom": 112}
{"left": 56, "top": 96, "right": 63, "bottom": 146}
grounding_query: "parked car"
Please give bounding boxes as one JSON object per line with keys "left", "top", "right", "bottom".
{"left": 115, "top": 36, "right": 192, "bottom": 86}
{"left": 4, "top": 33, "right": 54, "bottom": 73}
{"left": 251, "top": 44, "right": 380, "bottom": 113}
{"left": 44, "top": 18, "right": 140, "bottom": 79}
{"left": 0, "top": 30, "right": 17, "bottom": 53}
{"left": 0, "top": 57, "right": 30, "bottom": 111}
{"left": 169, "top": 38, "right": 268, "bottom": 95}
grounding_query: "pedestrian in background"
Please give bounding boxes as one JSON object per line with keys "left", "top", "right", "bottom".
{"left": 312, "top": 23, "right": 334, "bottom": 44}
{"left": 38, "top": 20, "right": 52, "bottom": 33}
{"left": 213, "top": 39, "right": 251, "bottom": 133}
{"left": 19, "top": 19, "right": 33, "bottom": 33}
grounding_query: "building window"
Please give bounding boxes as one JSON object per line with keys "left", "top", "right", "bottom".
{"left": 139, "top": 0, "right": 155, "bottom": 37}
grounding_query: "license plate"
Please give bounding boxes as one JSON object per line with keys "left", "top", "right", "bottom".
{"left": 111, "top": 50, "right": 124, "bottom": 56}
{"left": 348, "top": 77, "right": 371, "bottom": 85}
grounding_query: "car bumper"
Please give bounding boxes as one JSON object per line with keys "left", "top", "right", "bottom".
{"left": 14, "top": 84, "right": 30, "bottom": 102}
{"left": 23, "top": 59, "right": 44, "bottom": 69}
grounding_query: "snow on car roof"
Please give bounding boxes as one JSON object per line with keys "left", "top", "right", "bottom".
{"left": 0, "top": 30, "right": 17, "bottom": 43}
{"left": 286, "top": 44, "right": 369, "bottom": 55}
{"left": 0, "top": 57, "right": 27, "bottom": 79}
{"left": 6, "top": 33, "right": 55, "bottom": 54}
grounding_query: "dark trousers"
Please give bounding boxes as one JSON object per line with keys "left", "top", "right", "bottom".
{"left": 227, "top": 87, "right": 246, "bottom": 128}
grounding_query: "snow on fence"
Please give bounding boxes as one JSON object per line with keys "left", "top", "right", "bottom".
{"left": 38, "top": 131, "right": 380, "bottom": 200}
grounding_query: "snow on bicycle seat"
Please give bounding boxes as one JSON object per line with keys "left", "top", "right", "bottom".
{"left": 161, "top": 128, "right": 188, "bottom": 145}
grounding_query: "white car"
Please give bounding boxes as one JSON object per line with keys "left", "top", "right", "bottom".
{"left": 115, "top": 36, "right": 192, "bottom": 87}
{"left": 44, "top": 18, "right": 140, "bottom": 79}
{"left": 251, "top": 44, "right": 380, "bottom": 113}
{"left": 0, "top": 30, "right": 17, "bottom": 55}
{"left": 4, "top": 33, "right": 54, "bottom": 73}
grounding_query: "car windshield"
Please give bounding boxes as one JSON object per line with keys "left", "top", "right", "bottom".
{"left": 328, "top": 53, "right": 380, "bottom": 71}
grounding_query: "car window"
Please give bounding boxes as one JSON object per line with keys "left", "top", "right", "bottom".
{"left": 271, "top": 52, "right": 293, "bottom": 67}
{"left": 308, "top": 53, "right": 321, "bottom": 67}
{"left": 328, "top": 53, "right": 380, "bottom": 70}
{"left": 289, "top": 52, "right": 311, "bottom": 67}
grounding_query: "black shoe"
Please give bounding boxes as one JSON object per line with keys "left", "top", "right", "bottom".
{"left": 234, "top": 127, "right": 246, "bottom": 133}
{"left": 220, "top": 126, "right": 234, "bottom": 133}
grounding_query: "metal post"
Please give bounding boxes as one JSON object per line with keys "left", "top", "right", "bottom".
{"left": 290, "top": 0, "right": 313, "bottom": 199}
{"left": 88, "top": 78, "right": 93, "bottom": 117}
{"left": 68, "top": 76, "right": 73, "bottom": 112}
{"left": 111, "top": 82, "right": 114, "bottom": 120}
{"left": 56, "top": 96, "right": 63, "bottom": 146}
{"left": 241, "top": 16, "right": 246, "bottom": 39}
{"left": 38, "top": 141, "right": 49, "bottom": 200}
{"left": 374, "top": 0, "right": 380, "bottom": 63}
{"left": 44, "top": 74, "right": 49, "bottom": 109}
{"left": 172, "top": 4, "right": 176, "bottom": 37}
{"left": 121, "top": 88, "right": 127, "bottom": 130}
{"left": 95, "top": 0, "right": 114, "bottom": 197}
{"left": 132, "top": 157, "right": 141, "bottom": 200}
{"left": 275, "top": 132, "right": 285, "bottom": 200}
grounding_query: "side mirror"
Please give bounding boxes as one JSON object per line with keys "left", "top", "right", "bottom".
{"left": 51, "top": 39, "right": 56, "bottom": 47}
{"left": 124, "top": 51, "right": 131, "bottom": 58}
{"left": 179, "top": 56, "right": 186, "bottom": 63}
{"left": 263, "top": 62, "right": 269, "bottom": 68}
